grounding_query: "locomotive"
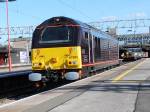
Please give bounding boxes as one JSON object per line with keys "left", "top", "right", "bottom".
{"left": 29, "top": 16, "right": 119, "bottom": 82}
{"left": 121, "top": 48, "right": 143, "bottom": 61}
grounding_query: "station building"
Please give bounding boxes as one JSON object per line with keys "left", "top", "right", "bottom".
{"left": 0, "top": 37, "right": 32, "bottom": 65}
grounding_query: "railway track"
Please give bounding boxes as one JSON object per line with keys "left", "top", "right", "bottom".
{"left": 0, "top": 70, "right": 31, "bottom": 94}
{"left": 0, "top": 70, "right": 70, "bottom": 106}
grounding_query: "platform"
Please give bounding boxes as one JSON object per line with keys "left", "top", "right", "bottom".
{"left": 0, "top": 58, "right": 150, "bottom": 112}
{"left": 0, "top": 64, "right": 31, "bottom": 73}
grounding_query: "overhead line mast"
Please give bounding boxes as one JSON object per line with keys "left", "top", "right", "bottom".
{"left": 0, "top": 18, "right": 150, "bottom": 36}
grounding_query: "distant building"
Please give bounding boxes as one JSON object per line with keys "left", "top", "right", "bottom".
{"left": 10, "top": 37, "right": 32, "bottom": 64}
{"left": 0, "top": 37, "right": 32, "bottom": 65}
{"left": 0, "top": 46, "right": 27, "bottom": 65}
{"left": 0, "top": 46, "right": 7, "bottom": 65}
{"left": 105, "top": 28, "right": 117, "bottom": 37}
{"left": 11, "top": 37, "right": 32, "bottom": 51}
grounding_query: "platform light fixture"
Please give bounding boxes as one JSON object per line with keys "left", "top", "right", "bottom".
{"left": 0, "top": 0, "right": 16, "bottom": 71}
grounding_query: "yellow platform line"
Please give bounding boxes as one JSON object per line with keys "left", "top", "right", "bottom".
{"left": 112, "top": 59, "right": 146, "bottom": 83}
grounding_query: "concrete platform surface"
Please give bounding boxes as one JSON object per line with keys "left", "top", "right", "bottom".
{"left": 0, "top": 58, "right": 150, "bottom": 112}
{"left": 0, "top": 64, "right": 31, "bottom": 73}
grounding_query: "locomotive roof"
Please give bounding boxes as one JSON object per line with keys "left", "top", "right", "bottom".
{"left": 37, "top": 16, "right": 116, "bottom": 40}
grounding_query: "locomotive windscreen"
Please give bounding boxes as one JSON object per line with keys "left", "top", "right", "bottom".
{"left": 32, "top": 17, "right": 81, "bottom": 48}
{"left": 39, "top": 26, "right": 71, "bottom": 43}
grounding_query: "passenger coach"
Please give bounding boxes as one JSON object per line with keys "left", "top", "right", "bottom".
{"left": 29, "top": 16, "right": 119, "bottom": 82}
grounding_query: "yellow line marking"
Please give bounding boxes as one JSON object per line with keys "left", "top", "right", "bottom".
{"left": 112, "top": 59, "right": 146, "bottom": 83}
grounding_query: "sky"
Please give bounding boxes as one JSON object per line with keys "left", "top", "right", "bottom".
{"left": 0, "top": 0, "right": 150, "bottom": 43}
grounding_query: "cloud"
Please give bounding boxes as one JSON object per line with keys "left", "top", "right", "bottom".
{"left": 101, "top": 16, "right": 118, "bottom": 21}
{"left": 127, "top": 12, "right": 147, "bottom": 19}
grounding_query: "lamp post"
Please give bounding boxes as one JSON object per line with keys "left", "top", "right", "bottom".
{"left": 0, "top": 0, "right": 16, "bottom": 71}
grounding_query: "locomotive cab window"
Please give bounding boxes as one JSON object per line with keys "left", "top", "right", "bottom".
{"left": 39, "top": 26, "right": 71, "bottom": 43}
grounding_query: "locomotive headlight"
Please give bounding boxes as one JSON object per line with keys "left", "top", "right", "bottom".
{"left": 67, "top": 59, "right": 78, "bottom": 67}
{"left": 134, "top": 53, "right": 138, "bottom": 56}
{"left": 72, "top": 61, "right": 77, "bottom": 65}
{"left": 33, "top": 63, "right": 39, "bottom": 67}
{"left": 33, "top": 62, "right": 44, "bottom": 68}
{"left": 56, "top": 18, "right": 60, "bottom": 22}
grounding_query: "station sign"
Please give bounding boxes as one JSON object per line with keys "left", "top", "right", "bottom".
{"left": 20, "top": 51, "right": 28, "bottom": 63}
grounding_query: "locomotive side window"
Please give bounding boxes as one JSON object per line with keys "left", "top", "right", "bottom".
{"left": 94, "top": 37, "right": 101, "bottom": 61}
{"left": 39, "top": 26, "right": 71, "bottom": 43}
{"left": 83, "top": 32, "right": 89, "bottom": 45}
{"left": 85, "top": 32, "right": 88, "bottom": 40}
{"left": 97, "top": 38, "right": 101, "bottom": 59}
